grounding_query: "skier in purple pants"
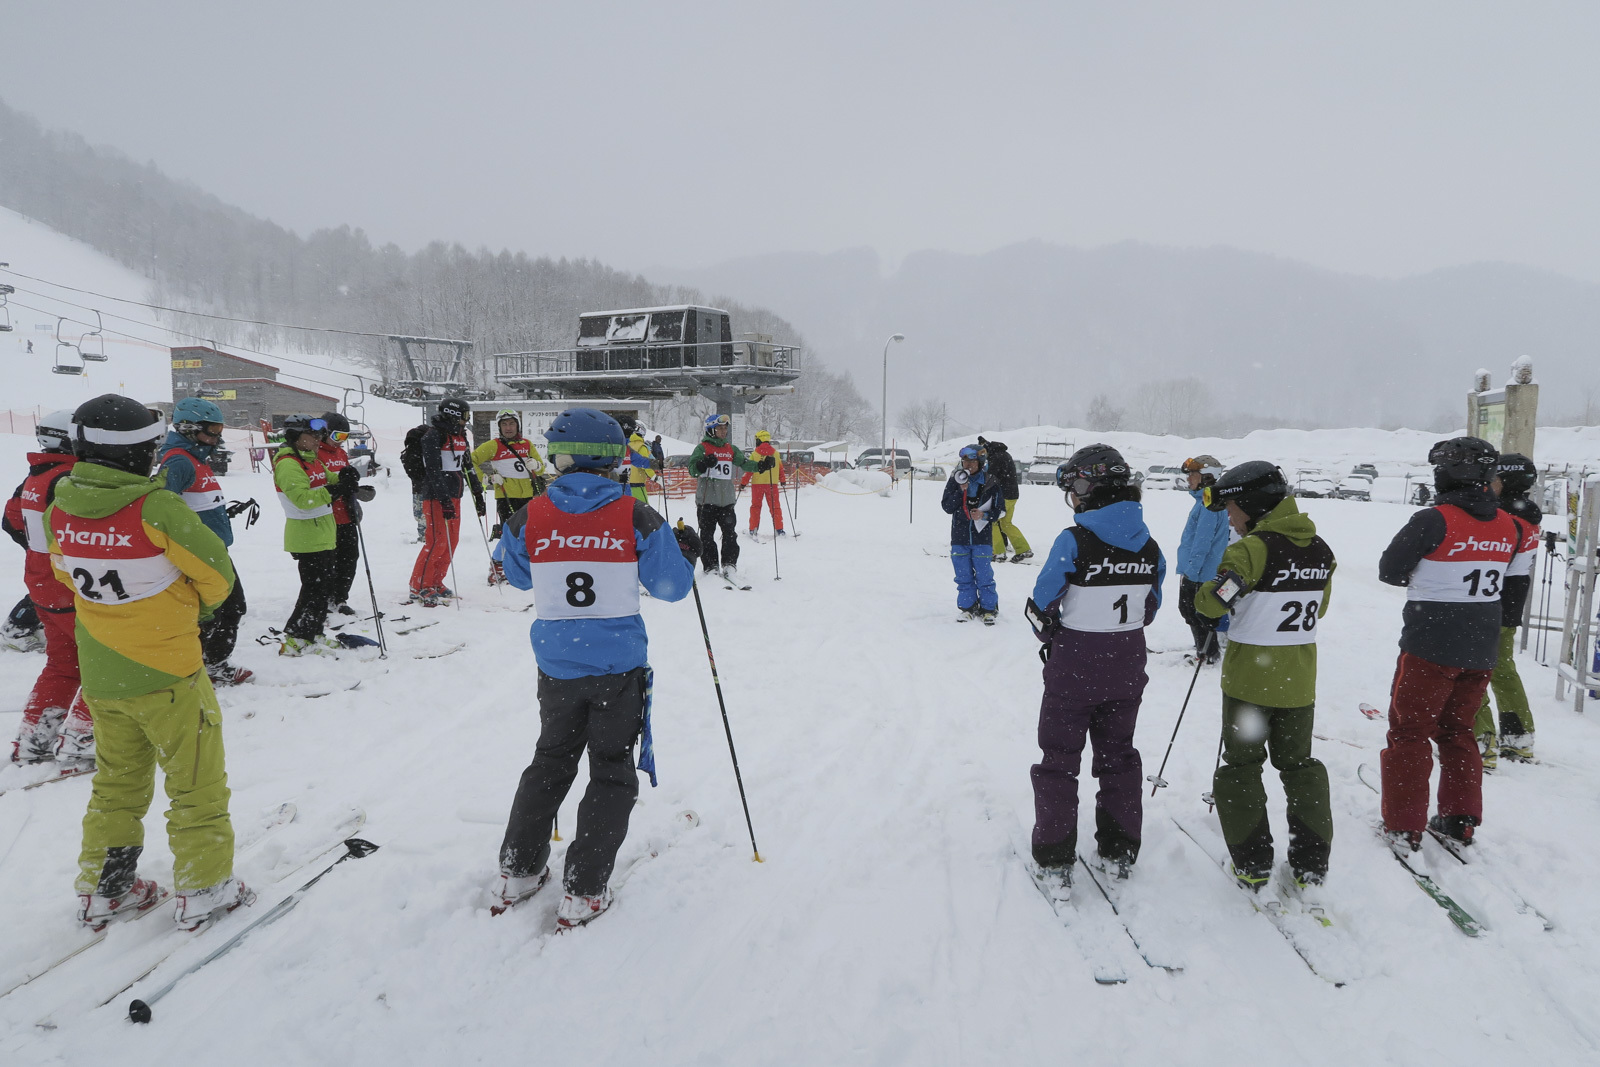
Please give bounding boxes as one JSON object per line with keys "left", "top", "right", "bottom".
{"left": 1023, "top": 444, "right": 1165, "bottom": 889}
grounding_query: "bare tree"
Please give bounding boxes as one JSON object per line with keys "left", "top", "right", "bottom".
{"left": 1084, "top": 393, "right": 1125, "bottom": 432}
{"left": 897, "top": 398, "right": 947, "bottom": 447}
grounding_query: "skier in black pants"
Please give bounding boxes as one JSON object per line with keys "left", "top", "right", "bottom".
{"left": 492, "top": 408, "right": 700, "bottom": 927}
{"left": 688, "top": 414, "right": 769, "bottom": 582}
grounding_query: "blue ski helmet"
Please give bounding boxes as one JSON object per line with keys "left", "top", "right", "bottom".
{"left": 704, "top": 413, "right": 730, "bottom": 435}
{"left": 173, "top": 396, "right": 226, "bottom": 427}
{"left": 958, "top": 444, "right": 981, "bottom": 462}
{"left": 546, "top": 407, "right": 626, "bottom": 472}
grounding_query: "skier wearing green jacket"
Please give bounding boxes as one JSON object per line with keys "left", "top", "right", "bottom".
{"left": 44, "top": 394, "right": 254, "bottom": 931}
{"left": 1194, "top": 462, "right": 1336, "bottom": 892}
{"left": 688, "top": 413, "right": 771, "bottom": 581}
{"left": 272, "top": 414, "right": 349, "bottom": 656}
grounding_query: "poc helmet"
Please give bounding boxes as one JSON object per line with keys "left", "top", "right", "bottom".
{"left": 545, "top": 407, "right": 626, "bottom": 473}
{"left": 1206, "top": 461, "right": 1289, "bottom": 520}
{"left": 1429, "top": 436, "right": 1498, "bottom": 491}
{"left": 319, "top": 411, "right": 351, "bottom": 436}
{"left": 71, "top": 394, "right": 166, "bottom": 475}
{"left": 435, "top": 397, "right": 470, "bottom": 429}
{"left": 494, "top": 409, "right": 522, "bottom": 438}
{"left": 1495, "top": 452, "right": 1537, "bottom": 497}
{"left": 1056, "top": 443, "right": 1132, "bottom": 512}
{"left": 35, "top": 409, "right": 75, "bottom": 453}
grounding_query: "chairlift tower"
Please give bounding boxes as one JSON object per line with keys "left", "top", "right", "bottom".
{"left": 374, "top": 334, "right": 486, "bottom": 416}
{"left": 492, "top": 306, "right": 802, "bottom": 441}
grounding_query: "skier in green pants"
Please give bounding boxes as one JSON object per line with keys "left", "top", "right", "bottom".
{"left": 1194, "top": 462, "right": 1336, "bottom": 891}
{"left": 1473, "top": 454, "right": 1542, "bottom": 768}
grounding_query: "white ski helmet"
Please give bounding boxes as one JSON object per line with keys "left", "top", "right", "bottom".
{"left": 36, "top": 410, "right": 75, "bottom": 453}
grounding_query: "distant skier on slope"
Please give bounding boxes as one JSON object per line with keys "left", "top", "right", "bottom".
{"left": 44, "top": 394, "right": 253, "bottom": 931}
{"left": 1176, "top": 455, "right": 1230, "bottom": 666}
{"left": 491, "top": 407, "right": 699, "bottom": 926}
{"left": 1023, "top": 444, "right": 1164, "bottom": 891}
{"left": 740, "top": 430, "right": 785, "bottom": 537}
{"left": 1377, "top": 437, "right": 1526, "bottom": 852}
{"left": 3, "top": 409, "right": 97, "bottom": 765}
{"left": 1193, "top": 461, "right": 1335, "bottom": 892}
{"left": 472, "top": 409, "right": 545, "bottom": 584}
{"left": 1473, "top": 453, "right": 1542, "bottom": 769}
{"left": 689, "top": 414, "right": 770, "bottom": 585}
{"left": 978, "top": 437, "right": 1031, "bottom": 562}
{"left": 157, "top": 397, "right": 252, "bottom": 685}
{"left": 942, "top": 445, "right": 1004, "bottom": 623}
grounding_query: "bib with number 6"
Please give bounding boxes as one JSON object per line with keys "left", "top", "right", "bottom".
{"left": 524, "top": 494, "right": 639, "bottom": 620}
{"left": 1226, "top": 531, "right": 1335, "bottom": 647}
{"left": 49, "top": 499, "right": 182, "bottom": 604}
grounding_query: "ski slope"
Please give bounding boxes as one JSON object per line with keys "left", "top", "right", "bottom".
{"left": 2, "top": 429, "right": 1598, "bottom": 1065}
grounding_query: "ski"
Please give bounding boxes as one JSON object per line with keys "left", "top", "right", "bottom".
{"left": 1, "top": 802, "right": 300, "bottom": 1001}
{"left": 0, "top": 763, "right": 96, "bottom": 797}
{"left": 1423, "top": 828, "right": 1555, "bottom": 931}
{"left": 1358, "top": 703, "right": 1383, "bottom": 720}
{"left": 1171, "top": 817, "right": 1347, "bottom": 986}
{"left": 414, "top": 643, "right": 466, "bottom": 659}
{"left": 1354, "top": 765, "right": 1483, "bottom": 937}
{"left": 395, "top": 621, "right": 438, "bottom": 635}
{"left": 96, "top": 810, "right": 369, "bottom": 1014}
{"left": 1007, "top": 823, "right": 1127, "bottom": 984}
{"left": 1075, "top": 852, "right": 1184, "bottom": 973}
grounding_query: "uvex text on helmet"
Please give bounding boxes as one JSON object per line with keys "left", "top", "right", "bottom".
{"left": 1495, "top": 452, "right": 1537, "bottom": 495}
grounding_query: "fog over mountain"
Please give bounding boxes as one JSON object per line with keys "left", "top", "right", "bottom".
{"left": 657, "top": 244, "right": 1600, "bottom": 435}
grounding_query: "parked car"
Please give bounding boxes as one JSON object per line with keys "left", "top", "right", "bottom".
{"left": 855, "top": 447, "right": 912, "bottom": 473}
{"left": 1332, "top": 469, "right": 1375, "bottom": 501}
{"left": 911, "top": 464, "right": 946, "bottom": 480}
{"left": 1145, "top": 464, "right": 1185, "bottom": 490}
{"left": 1294, "top": 469, "right": 1338, "bottom": 498}
{"left": 1021, "top": 460, "right": 1060, "bottom": 486}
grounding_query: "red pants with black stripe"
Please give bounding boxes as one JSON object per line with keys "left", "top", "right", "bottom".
{"left": 1379, "top": 651, "right": 1492, "bottom": 834}
{"left": 410, "top": 499, "right": 462, "bottom": 594}
{"left": 24, "top": 604, "right": 92, "bottom": 731}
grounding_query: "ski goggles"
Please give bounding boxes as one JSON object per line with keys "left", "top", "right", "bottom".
{"left": 307, "top": 417, "right": 328, "bottom": 432}
{"left": 329, "top": 430, "right": 350, "bottom": 443}
{"left": 1202, "top": 484, "right": 1223, "bottom": 511}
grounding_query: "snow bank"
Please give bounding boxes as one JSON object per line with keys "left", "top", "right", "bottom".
{"left": 821, "top": 468, "right": 894, "bottom": 495}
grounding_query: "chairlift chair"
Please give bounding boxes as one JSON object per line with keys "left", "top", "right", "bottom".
{"left": 0, "top": 283, "right": 13, "bottom": 332}
{"left": 51, "top": 317, "right": 84, "bottom": 375}
{"left": 79, "top": 311, "right": 108, "bottom": 361}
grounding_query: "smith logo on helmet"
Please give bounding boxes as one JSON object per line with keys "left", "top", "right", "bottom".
{"left": 532, "top": 530, "right": 628, "bottom": 556}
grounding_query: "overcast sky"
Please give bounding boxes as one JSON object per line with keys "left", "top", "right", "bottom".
{"left": 4, "top": 2, "right": 1598, "bottom": 282}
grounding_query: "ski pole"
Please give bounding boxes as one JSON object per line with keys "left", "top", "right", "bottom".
{"left": 1147, "top": 631, "right": 1213, "bottom": 796}
{"left": 448, "top": 511, "right": 463, "bottom": 611}
{"left": 1204, "top": 730, "right": 1225, "bottom": 813}
{"left": 126, "top": 838, "right": 379, "bottom": 1023}
{"left": 354, "top": 521, "right": 387, "bottom": 659}
{"left": 772, "top": 519, "right": 781, "bottom": 581}
{"left": 474, "top": 510, "right": 503, "bottom": 597}
{"left": 552, "top": 812, "right": 561, "bottom": 842}
{"left": 686, "top": 568, "right": 763, "bottom": 862}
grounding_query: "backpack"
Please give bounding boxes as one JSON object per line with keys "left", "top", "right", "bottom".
{"left": 400, "top": 424, "right": 430, "bottom": 483}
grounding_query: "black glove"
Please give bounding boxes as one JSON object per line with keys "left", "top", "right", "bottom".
{"left": 690, "top": 458, "right": 708, "bottom": 476}
{"left": 490, "top": 522, "right": 503, "bottom": 540}
{"left": 336, "top": 470, "right": 360, "bottom": 498}
{"left": 355, "top": 484, "right": 376, "bottom": 502}
{"left": 674, "top": 521, "right": 702, "bottom": 562}
{"left": 441, "top": 498, "right": 457, "bottom": 521}
{"left": 473, "top": 494, "right": 487, "bottom": 518}
{"left": 757, "top": 455, "right": 776, "bottom": 473}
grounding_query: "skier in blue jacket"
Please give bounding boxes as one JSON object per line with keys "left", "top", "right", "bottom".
{"left": 941, "top": 444, "right": 1005, "bottom": 623}
{"left": 1176, "top": 455, "right": 1231, "bottom": 665}
{"left": 492, "top": 408, "right": 700, "bottom": 928}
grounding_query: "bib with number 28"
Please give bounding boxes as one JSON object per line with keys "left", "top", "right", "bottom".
{"left": 524, "top": 494, "right": 640, "bottom": 620}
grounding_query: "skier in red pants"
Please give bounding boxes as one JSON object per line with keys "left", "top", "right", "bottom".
{"left": 2, "top": 411, "right": 96, "bottom": 767}
{"left": 741, "top": 430, "right": 786, "bottom": 537}
{"left": 409, "top": 397, "right": 485, "bottom": 606}
{"left": 1377, "top": 437, "right": 1529, "bottom": 852}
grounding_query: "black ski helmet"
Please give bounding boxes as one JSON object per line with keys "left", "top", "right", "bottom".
{"left": 320, "top": 411, "right": 351, "bottom": 435}
{"left": 1495, "top": 452, "right": 1536, "bottom": 496}
{"left": 1056, "top": 443, "right": 1132, "bottom": 512}
{"left": 1206, "top": 461, "right": 1288, "bottom": 519}
{"left": 436, "top": 397, "right": 469, "bottom": 426}
{"left": 281, "top": 414, "right": 326, "bottom": 439}
{"left": 617, "top": 415, "right": 638, "bottom": 438}
{"left": 1429, "top": 436, "right": 1498, "bottom": 490}
{"left": 71, "top": 393, "right": 166, "bottom": 475}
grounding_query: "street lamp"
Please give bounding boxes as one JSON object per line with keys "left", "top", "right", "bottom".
{"left": 881, "top": 333, "right": 905, "bottom": 465}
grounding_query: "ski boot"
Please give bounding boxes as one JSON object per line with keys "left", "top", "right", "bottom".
{"left": 490, "top": 867, "right": 551, "bottom": 916}
{"left": 1428, "top": 814, "right": 1477, "bottom": 847}
{"left": 979, "top": 610, "right": 998, "bottom": 626}
{"left": 11, "top": 707, "right": 66, "bottom": 764}
{"left": 333, "top": 602, "right": 358, "bottom": 617}
{"left": 78, "top": 878, "right": 168, "bottom": 931}
{"left": 993, "top": 552, "right": 1009, "bottom": 564}
{"left": 1384, "top": 827, "right": 1423, "bottom": 855}
{"left": 775, "top": 529, "right": 788, "bottom": 537}
{"left": 1092, "top": 851, "right": 1133, "bottom": 881}
{"left": 1010, "top": 550, "right": 1033, "bottom": 563}
{"left": 556, "top": 887, "right": 614, "bottom": 928}
{"left": 1231, "top": 864, "right": 1271, "bottom": 893}
{"left": 746, "top": 528, "right": 760, "bottom": 540}
{"left": 1034, "top": 864, "right": 1072, "bottom": 904}
{"left": 279, "top": 635, "right": 337, "bottom": 657}
{"left": 1500, "top": 733, "right": 1536, "bottom": 764}
{"left": 1478, "top": 732, "right": 1498, "bottom": 773}
{"left": 488, "top": 561, "right": 507, "bottom": 586}
{"left": 208, "top": 662, "right": 255, "bottom": 687}
{"left": 957, "top": 605, "right": 980, "bottom": 622}
{"left": 53, "top": 725, "right": 96, "bottom": 771}
{"left": 174, "top": 877, "right": 256, "bottom": 931}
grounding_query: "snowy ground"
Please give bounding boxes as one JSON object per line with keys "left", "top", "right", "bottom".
{"left": 2, "top": 429, "right": 1599, "bottom": 1065}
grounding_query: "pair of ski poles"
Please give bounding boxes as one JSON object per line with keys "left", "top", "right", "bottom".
{"left": 1146, "top": 630, "right": 1221, "bottom": 811}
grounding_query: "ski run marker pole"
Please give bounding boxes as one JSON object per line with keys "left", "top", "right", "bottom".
{"left": 354, "top": 522, "right": 387, "bottom": 659}
{"left": 1147, "top": 631, "right": 1212, "bottom": 796}
{"left": 684, "top": 557, "right": 763, "bottom": 862}
{"left": 127, "top": 838, "right": 379, "bottom": 1024}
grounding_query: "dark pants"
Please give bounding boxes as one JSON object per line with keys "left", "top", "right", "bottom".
{"left": 499, "top": 667, "right": 647, "bottom": 896}
{"left": 285, "top": 550, "right": 337, "bottom": 640}
{"left": 331, "top": 523, "right": 360, "bottom": 607}
{"left": 1380, "top": 651, "right": 1492, "bottom": 834}
{"left": 493, "top": 495, "right": 533, "bottom": 540}
{"left": 1177, "top": 578, "right": 1217, "bottom": 658}
{"left": 697, "top": 503, "right": 739, "bottom": 572}
{"left": 200, "top": 571, "right": 246, "bottom": 666}
{"left": 1214, "top": 694, "right": 1332, "bottom": 877}
{"left": 1031, "top": 627, "right": 1147, "bottom": 867}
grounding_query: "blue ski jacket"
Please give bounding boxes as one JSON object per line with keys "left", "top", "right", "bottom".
{"left": 157, "top": 430, "right": 234, "bottom": 547}
{"left": 1177, "top": 489, "right": 1230, "bottom": 582}
{"left": 941, "top": 466, "right": 1004, "bottom": 546}
{"left": 1033, "top": 500, "right": 1167, "bottom": 620}
{"left": 499, "top": 472, "right": 694, "bottom": 679}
